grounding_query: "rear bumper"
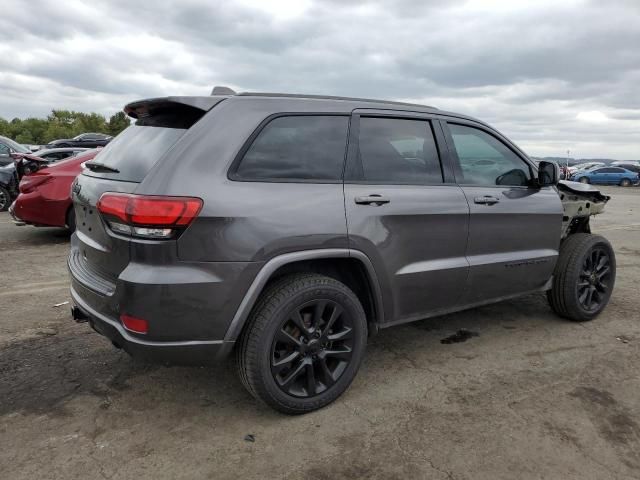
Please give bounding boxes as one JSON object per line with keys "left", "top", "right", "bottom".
{"left": 11, "top": 192, "right": 67, "bottom": 227}
{"left": 70, "top": 285, "right": 233, "bottom": 364}
{"left": 8, "top": 202, "right": 26, "bottom": 225}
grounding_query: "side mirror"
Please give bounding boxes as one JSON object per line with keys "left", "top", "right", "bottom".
{"left": 537, "top": 161, "right": 559, "bottom": 186}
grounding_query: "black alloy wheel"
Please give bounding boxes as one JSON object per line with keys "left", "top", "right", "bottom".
{"left": 237, "top": 273, "right": 367, "bottom": 414}
{"left": 547, "top": 233, "right": 616, "bottom": 321}
{"left": 270, "top": 299, "right": 354, "bottom": 398}
{"left": 577, "top": 247, "right": 612, "bottom": 312}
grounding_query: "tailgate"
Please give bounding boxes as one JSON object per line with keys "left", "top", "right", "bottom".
{"left": 71, "top": 175, "right": 138, "bottom": 289}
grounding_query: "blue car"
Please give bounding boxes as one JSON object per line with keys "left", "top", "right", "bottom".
{"left": 571, "top": 166, "right": 639, "bottom": 186}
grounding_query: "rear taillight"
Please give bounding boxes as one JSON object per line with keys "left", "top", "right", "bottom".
{"left": 19, "top": 175, "right": 50, "bottom": 194}
{"left": 97, "top": 192, "right": 203, "bottom": 239}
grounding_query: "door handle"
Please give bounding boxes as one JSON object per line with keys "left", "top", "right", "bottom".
{"left": 474, "top": 195, "right": 500, "bottom": 205}
{"left": 355, "top": 194, "right": 390, "bottom": 206}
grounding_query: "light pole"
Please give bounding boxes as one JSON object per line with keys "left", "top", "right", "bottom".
{"left": 566, "top": 149, "right": 570, "bottom": 170}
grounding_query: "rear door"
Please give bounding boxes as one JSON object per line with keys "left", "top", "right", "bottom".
{"left": 344, "top": 110, "right": 470, "bottom": 325}
{"left": 442, "top": 120, "right": 563, "bottom": 304}
{"left": 606, "top": 167, "right": 627, "bottom": 184}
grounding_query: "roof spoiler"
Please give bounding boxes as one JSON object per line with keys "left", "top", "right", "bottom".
{"left": 211, "top": 86, "right": 236, "bottom": 95}
{"left": 124, "top": 96, "right": 227, "bottom": 119}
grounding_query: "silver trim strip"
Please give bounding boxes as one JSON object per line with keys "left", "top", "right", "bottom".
{"left": 467, "top": 249, "right": 558, "bottom": 267}
{"left": 396, "top": 256, "right": 469, "bottom": 275}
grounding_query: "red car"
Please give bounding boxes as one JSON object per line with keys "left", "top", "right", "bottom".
{"left": 10, "top": 149, "right": 99, "bottom": 231}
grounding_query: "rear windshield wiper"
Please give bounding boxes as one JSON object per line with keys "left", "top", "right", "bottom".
{"left": 84, "top": 161, "right": 120, "bottom": 173}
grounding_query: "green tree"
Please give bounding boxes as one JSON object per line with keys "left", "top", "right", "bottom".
{"left": 0, "top": 109, "right": 128, "bottom": 145}
{"left": 0, "top": 118, "right": 9, "bottom": 138}
{"left": 75, "top": 112, "right": 108, "bottom": 135}
{"left": 107, "top": 111, "right": 131, "bottom": 136}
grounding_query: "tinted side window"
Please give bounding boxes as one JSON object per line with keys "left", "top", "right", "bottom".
{"left": 449, "top": 124, "right": 531, "bottom": 186}
{"left": 349, "top": 117, "right": 443, "bottom": 184}
{"left": 235, "top": 116, "right": 349, "bottom": 181}
{"left": 0, "top": 144, "right": 9, "bottom": 155}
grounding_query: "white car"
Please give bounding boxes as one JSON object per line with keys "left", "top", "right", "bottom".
{"left": 612, "top": 160, "right": 640, "bottom": 167}
{"left": 568, "top": 162, "right": 605, "bottom": 174}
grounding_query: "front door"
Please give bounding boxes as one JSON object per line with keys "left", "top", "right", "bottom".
{"left": 442, "top": 121, "right": 563, "bottom": 304}
{"left": 344, "top": 112, "right": 470, "bottom": 325}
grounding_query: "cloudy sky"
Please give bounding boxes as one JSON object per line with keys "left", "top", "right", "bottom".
{"left": 1, "top": 0, "right": 639, "bottom": 158}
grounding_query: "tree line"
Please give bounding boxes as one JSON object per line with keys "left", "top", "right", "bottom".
{"left": 0, "top": 110, "right": 131, "bottom": 145}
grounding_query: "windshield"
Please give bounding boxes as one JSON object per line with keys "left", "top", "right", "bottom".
{"left": 0, "top": 137, "right": 30, "bottom": 154}
{"left": 83, "top": 124, "right": 186, "bottom": 182}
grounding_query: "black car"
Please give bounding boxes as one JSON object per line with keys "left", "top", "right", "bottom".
{"left": 613, "top": 163, "right": 640, "bottom": 174}
{"left": 47, "top": 132, "right": 112, "bottom": 149}
{"left": 0, "top": 135, "right": 31, "bottom": 166}
{"left": 69, "top": 88, "right": 616, "bottom": 414}
{"left": 0, "top": 148, "right": 88, "bottom": 211}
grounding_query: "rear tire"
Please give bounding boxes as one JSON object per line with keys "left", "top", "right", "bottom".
{"left": 578, "top": 177, "right": 590, "bottom": 184}
{"left": 620, "top": 178, "right": 631, "bottom": 187}
{"left": 236, "top": 273, "right": 367, "bottom": 414}
{"left": 0, "top": 186, "right": 10, "bottom": 211}
{"left": 547, "top": 234, "right": 616, "bottom": 321}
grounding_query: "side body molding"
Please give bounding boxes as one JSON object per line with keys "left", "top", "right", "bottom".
{"left": 222, "top": 248, "right": 385, "bottom": 345}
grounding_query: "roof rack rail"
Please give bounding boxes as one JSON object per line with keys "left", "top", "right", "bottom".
{"left": 236, "top": 91, "right": 437, "bottom": 110}
{"left": 211, "top": 86, "right": 237, "bottom": 96}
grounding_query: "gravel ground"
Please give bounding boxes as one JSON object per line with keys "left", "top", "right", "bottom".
{"left": 1, "top": 186, "right": 639, "bottom": 479}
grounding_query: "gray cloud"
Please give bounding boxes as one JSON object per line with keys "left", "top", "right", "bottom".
{"left": 0, "top": 0, "right": 639, "bottom": 158}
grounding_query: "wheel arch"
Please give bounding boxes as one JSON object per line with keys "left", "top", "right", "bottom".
{"left": 223, "top": 249, "right": 385, "bottom": 344}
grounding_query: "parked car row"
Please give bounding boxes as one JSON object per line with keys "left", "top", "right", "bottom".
{"left": 9, "top": 149, "right": 98, "bottom": 229}
{"left": 0, "top": 147, "right": 90, "bottom": 211}
{"left": 0, "top": 132, "right": 111, "bottom": 165}
{"left": 46, "top": 132, "right": 112, "bottom": 149}
{"left": 569, "top": 165, "right": 640, "bottom": 186}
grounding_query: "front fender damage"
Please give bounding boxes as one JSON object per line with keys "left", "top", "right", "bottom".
{"left": 557, "top": 180, "right": 610, "bottom": 239}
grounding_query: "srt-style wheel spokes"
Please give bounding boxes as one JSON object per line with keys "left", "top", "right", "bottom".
{"left": 577, "top": 247, "right": 611, "bottom": 311}
{"left": 271, "top": 300, "right": 354, "bottom": 397}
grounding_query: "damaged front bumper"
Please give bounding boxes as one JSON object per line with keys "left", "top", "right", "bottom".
{"left": 557, "top": 180, "right": 610, "bottom": 238}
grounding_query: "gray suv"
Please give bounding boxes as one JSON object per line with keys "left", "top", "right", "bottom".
{"left": 69, "top": 88, "right": 616, "bottom": 414}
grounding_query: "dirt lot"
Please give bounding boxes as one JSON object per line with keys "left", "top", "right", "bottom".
{"left": 1, "top": 186, "right": 639, "bottom": 480}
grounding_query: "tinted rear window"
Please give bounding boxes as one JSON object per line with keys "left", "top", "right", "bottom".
{"left": 84, "top": 125, "right": 186, "bottom": 182}
{"left": 233, "top": 115, "right": 349, "bottom": 181}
